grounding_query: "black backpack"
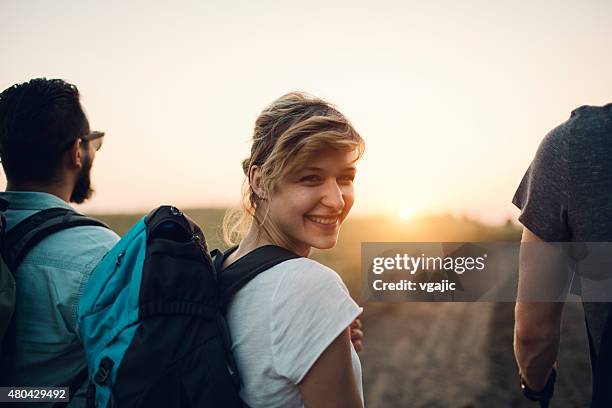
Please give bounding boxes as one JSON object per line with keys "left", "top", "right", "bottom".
{"left": 77, "top": 206, "right": 298, "bottom": 407}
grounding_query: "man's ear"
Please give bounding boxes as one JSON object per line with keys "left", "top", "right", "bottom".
{"left": 249, "top": 165, "right": 266, "bottom": 199}
{"left": 67, "top": 139, "right": 83, "bottom": 170}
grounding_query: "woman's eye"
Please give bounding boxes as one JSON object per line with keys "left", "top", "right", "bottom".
{"left": 300, "top": 175, "right": 322, "bottom": 183}
{"left": 338, "top": 175, "right": 355, "bottom": 184}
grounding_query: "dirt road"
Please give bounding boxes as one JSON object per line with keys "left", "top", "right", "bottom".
{"left": 361, "top": 302, "right": 591, "bottom": 407}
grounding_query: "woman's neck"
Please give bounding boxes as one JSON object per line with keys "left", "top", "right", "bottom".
{"left": 235, "top": 226, "right": 274, "bottom": 256}
{"left": 227, "top": 223, "right": 310, "bottom": 269}
{"left": 222, "top": 225, "right": 274, "bottom": 270}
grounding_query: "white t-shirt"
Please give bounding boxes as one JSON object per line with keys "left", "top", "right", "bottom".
{"left": 225, "top": 257, "right": 363, "bottom": 408}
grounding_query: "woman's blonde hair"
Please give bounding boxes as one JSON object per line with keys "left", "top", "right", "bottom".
{"left": 222, "top": 91, "right": 365, "bottom": 245}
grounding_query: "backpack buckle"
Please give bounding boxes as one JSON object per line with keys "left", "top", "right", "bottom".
{"left": 94, "top": 357, "right": 115, "bottom": 385}
{"left": 115, "top": 251, "right": 125, "bottom": 268}
{"left": 170, "top": 206, "right": 183, "bottom": 216}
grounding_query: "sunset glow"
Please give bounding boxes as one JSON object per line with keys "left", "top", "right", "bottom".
{"left": 399, "top": 207, "right": 415, "bottom": 220}
{"left": 1, "top": 1, "right": 611, "bottom": 225}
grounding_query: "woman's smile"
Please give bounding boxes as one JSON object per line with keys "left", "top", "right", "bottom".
{"left": 305, "top": 214, "right": 341, "bottom": 226}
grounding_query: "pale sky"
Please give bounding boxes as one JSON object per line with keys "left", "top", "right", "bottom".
{"left": 1, "top": 0, "right": 611, "bottom": 223}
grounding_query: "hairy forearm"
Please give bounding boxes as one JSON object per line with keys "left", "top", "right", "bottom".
{"left": 515, "top": 228, "right": 565, "bottom": 390}
{"left": 514, "top": 307, "right": 561, "bottom": 390}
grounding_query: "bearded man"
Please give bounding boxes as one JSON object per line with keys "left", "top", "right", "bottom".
{"left": 0, "top": 78, "right": 119, "bottom": 407}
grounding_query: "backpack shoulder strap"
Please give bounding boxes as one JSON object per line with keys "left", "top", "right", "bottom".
{"left": 216, "top": 245, "right": 300, "bottom": 307}
{"left": 0, "top": 197, "right": 10, "bottom": 243}
{"left": 0, "top": 198, "right": 9, "bottom": 213}
{"left": 2, "top": 208, "right": 110, "bottom": 271}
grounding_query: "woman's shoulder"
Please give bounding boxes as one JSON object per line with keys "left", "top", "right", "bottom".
{"left": 274, "top": 257, "right": 347, "bottom": 286}
{"left": 270, "top": 257, "right": 351, "bottom": 303}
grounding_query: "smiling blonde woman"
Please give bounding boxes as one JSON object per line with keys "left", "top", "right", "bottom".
{"left": 219, "top": 92, "right": 365, "bottom": 408}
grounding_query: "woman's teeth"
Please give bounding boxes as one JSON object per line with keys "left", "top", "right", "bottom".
{"left": 307, "top": 216, "right": 338, "bottom": 225}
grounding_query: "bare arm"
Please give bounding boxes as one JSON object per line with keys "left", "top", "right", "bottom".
{"left": 514, "top": 227, "right": 565, "bottom": 390}
{"left": 299, "top": 328, "right": 363, "bottom": 408}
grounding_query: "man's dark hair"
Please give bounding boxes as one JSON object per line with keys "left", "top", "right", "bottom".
{"left": 0, "top": 78, "right": 88, "bottom": 183}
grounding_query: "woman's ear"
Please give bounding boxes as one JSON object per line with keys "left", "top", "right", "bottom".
{"left": 249, "top": 165, "right": 266, "bottom": 199}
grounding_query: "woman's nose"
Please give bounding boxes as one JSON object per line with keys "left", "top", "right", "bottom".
{"left": 321, "top": 180, "right": 345, "bottom": 211}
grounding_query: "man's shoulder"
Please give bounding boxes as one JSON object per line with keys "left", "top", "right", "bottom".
{"left": 43, "top": 224, "right": 120, "bottom": 255}
{"left": 4, "top": 208, "right": 121, "bottom": 249}
{"left": 20, "top": 222, "right": 120, "bottom": 273}
{"left": 538, "top": 103, "right": 612, "bottom": 158}
{"left": 569, "top": 103, "right": 612, "bottom": 123}
{"left": 58, "top": 223, "right": 120, "bottom": 246}
{"left": 565, "top": 103, "right": 612, "bottom": 138}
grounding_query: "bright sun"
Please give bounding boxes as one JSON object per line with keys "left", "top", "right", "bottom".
{"left": 399, "top": 207, "right": 414, "bottom": 220}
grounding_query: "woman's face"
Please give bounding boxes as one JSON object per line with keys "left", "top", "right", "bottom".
{"left": 262, "top": 149, "right": 357, "bottom": 256}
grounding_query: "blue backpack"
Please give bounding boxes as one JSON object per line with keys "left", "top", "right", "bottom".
{"left": 78, "top": 205, "right": 298, "bottom": 407}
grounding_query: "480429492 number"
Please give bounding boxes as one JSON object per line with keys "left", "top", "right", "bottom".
{"left": 5, "top": 388, "right": 67, "bottom": 400}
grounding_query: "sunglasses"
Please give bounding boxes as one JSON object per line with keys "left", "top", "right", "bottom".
{"left": 82, "top": 131, "right": 105, "bottom": 151}
{"left": 61, "top": 131, "right": 105, "bottom": 152}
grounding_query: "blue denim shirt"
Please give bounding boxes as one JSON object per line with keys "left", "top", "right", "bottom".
{"left": 0, "top": 192, "right": 119, "bottom": 407}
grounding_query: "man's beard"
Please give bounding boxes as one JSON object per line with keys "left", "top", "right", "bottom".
{"left": 70, "top": 153, "right": 94, "bottom": 204}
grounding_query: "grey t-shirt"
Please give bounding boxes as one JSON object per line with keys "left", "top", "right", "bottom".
{"left": 513, "top": 103, "right": 612, "bottom": 405}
